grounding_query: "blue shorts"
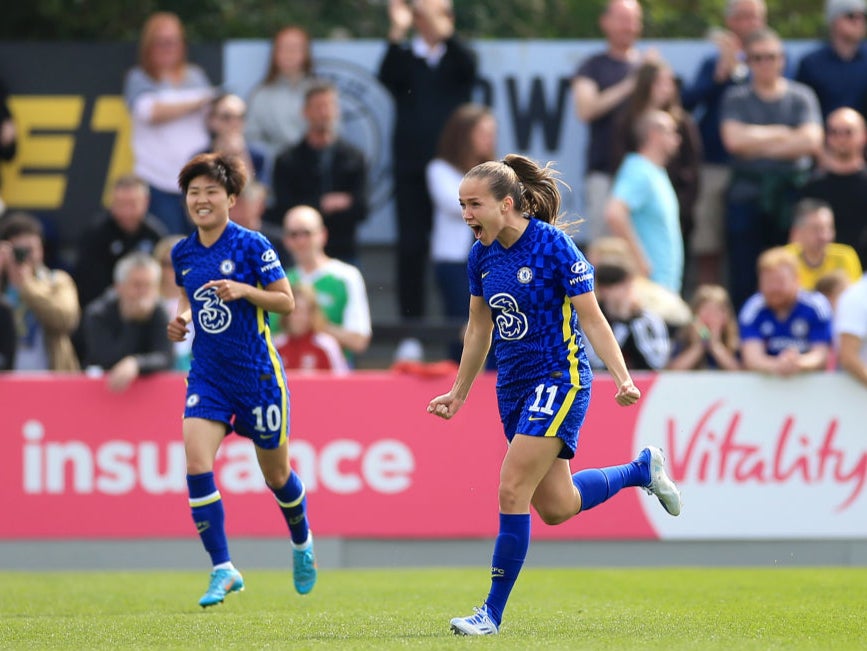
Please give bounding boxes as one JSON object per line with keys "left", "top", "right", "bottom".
{"left": 184, "top": 372, "right": 289, "bottom": 449}
{"left": 499, "top": 382, "right": 591, "bottom": 459}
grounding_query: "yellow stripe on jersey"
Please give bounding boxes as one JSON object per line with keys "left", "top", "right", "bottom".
{"left": 545, "top": 296, "right": 583, "bottom": 437}
{"left": 258, "top": 283, "right": 289, "bottom": 447}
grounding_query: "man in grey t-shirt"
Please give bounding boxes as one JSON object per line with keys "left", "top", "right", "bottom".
{"left": 720, "top": 27, "right": 823, "bottom": 309}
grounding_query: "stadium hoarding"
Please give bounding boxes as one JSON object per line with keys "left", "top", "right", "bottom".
{"left": 1, "top": 371, "right": 864, "bottom": 540}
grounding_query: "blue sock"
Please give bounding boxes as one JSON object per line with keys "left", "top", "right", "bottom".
{"left": 485, "top": 513, "right": 530, "bottom": 626}
{"left": 187, "top": 472, "right": 230, "bottom": 566}
{"left": 272, "top": 471, "right": 310, "bottom": 545}
{"left": 572, "top": 458, "right": 648, "bottom": 511}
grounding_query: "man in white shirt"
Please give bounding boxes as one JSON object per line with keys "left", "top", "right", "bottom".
{"left": 834, "top": 272, "right": 867, "bottom": 386}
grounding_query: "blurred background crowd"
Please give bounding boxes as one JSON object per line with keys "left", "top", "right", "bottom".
{"left": 1, "top": 0, "right": 866, "bottom": 392}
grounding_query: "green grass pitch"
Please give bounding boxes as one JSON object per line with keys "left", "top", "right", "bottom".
{"left": 2, "top": 567, "right": 865, "bottom": 649}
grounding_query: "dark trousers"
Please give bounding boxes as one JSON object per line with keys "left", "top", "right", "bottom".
{"left": 394, "top": 173, "right": 432, "bottom": 320}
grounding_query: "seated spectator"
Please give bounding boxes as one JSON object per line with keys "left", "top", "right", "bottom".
{"left": 796, "top": 0, "right": 867, "bottom": 119}
{"left": 605, "top": 109, "right": 684, "bottom": 294}
{"left": 739, "top": 247, "right": 832, "bottom": 376}
{"left": 81, "top": 251, "right": 173, "bottom": 391}
{"left": 784, "top": 198, "right": 862, "bottom": 290}
{"left": 123, "top": 12, "right": 214, "bottom": 234}
{"left": 275, "top": 283, "right": 349, "bottom": 374}
{"left": 586, "top": 236, "right": 691, "bottom": 328}
{"left": 152, "top": 234, "right": 191, "bottom": 371}
{"left": 278, "top": 205, "right": 371, "bottom": 365}
{"left": 584, "top": 259, "right": 671, "bottom": 371}
{"left": 800, "top": 107, "right": 867, "bottom": 265}
{"left": 74, "top": 174, "right": 168, "bottom": 310}
{"left": 834, "top": 271, "right": 867, "bottom": 386}
{"left": 270, "top": 81, "right": 368, "bottom": 265}
{"left": 0, "top": 211, "right": 80, "bottom": 371}
{"left": 815, "top": 268, "right": 852, "bottom": 310}
{"left": 229, "top": 180, "right": 289, "bottom": 266}
{"left": 245, "top": 25, "right": 315, "bottom": 159}
{"left": 667, "top": 284, "right": 741, "bottom": 370}
{"left": 0, "top": 297, "right": 14, "bottom": 370}
{"left": 204, "top": 93, "right": 267, "bottom": 185}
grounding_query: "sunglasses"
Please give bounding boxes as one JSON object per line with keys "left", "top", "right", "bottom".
{"left": 747, "top": 52, "right": 781, "bottom": 63}
{"left": 844, "top": 11, "right": 866, "bottom": 20}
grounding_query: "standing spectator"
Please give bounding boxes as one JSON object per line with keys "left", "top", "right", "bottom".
{"left": 739, "top": 247, "right": 832, "bottom": 375}
{"left": 585, "top": 260, "right": 671, "bottom": 371}
{"left": 605, "top": 110, "right": 684, "bottom": 294}
{"left": 270, "top": 82, "right": 367, "bottom": 265}
{"left": 783, "top": 198, "right": 862, "bottom": 290}
{"left": 280, "top": 206, "right": 371, "bottom": 365}
{"left": 81, "top": 252, "right": 173, "bottom": 391}
{"left": 571, "top": 0, "right": 645, "bottom": 244}
{"left": 204, "top": 93, "right": 267, "bottom": 185}
{"left": 667, "top": 284, "right": 742, "bottom": 370}
{"left": 610, "top": 59, "right": 703, "bottom": 280}
{"left": 427, "top": 103, "right": 497, "bottom": 359}
{"left": 124, "top": 12, "right": 214, "bottom": 235}
{"left": 73, "top": 174, "right": 167, "bottom": 310}
{"left": 229, "top": 180, "right": 289, "bottom": 266}
{"left": 152, "top": 234, "right": 191, "bottom": 371}
{"left": 0, "top": 76, "right": 16, "bottom": 217}
{"left": 720, "top": 27, "right": 824, "bottom": 310}
{"left": 834, "top": 271, "right": 867, "bottom": 386}
{"left": 796, "top": 0, "right": 867, "bottom": 119}
{"left": 275, "top": 283, "right": 349, "bottom": 374}
{"left": 681, "top": 0, "right": 767, "bottom": 285}
{"left": 245, "top": 26, "right": 314, "bottom": 159}
{"left": 378, "top": 0, "right": 477, "bottom": 322}
{"left": 801, "top": 107, "right": 867, "bottom": 265}
{"left": 0, "top": 212, "right": 80, "bottom": 372}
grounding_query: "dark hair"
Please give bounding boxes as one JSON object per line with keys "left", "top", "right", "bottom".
{"left": 595, "top": 263, "right": 631, "bottom": 286}
{"left": 436, "top": 103, "right": 496, "bottom": 173}
{"left": 0, "top": 211, "right": 43, "bottom": 242}
{"left": 177, "top": 152, "right": 248, "bottom": 196}
{"left": 464, "top": 154, "right": 566, "bottom": 225}
{"left": 304, "top": 79, "right": 337, "bottom": 104}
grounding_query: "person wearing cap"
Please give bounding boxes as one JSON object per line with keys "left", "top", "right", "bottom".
{"left": 796, "top": 0, "right": 867, "bottom": 119}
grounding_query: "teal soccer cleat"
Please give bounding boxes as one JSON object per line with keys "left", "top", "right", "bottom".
{"left": 292, "top": 535, "right": 318, "bottom": 595}
{"left": 198, "top": 568, "right": 244, "bottom": 608}
{"left": 450, "top": 605, "right": 499, "bottom": 636}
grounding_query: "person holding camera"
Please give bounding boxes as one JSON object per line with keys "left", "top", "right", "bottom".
{"left": 0, "top": 212, "right": 80, "bottom": 371}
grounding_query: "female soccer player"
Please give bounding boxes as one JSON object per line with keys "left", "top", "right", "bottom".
{"left": 167, "top": 152, "right": 316, "bottom": 607}
{"left": 427, "top": 154, "right": 682, "bottom": 635}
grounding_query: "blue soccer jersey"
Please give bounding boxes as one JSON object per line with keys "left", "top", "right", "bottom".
{"left": 171, "top": 221, "right": 289, "bottom": 445}
{"left": 468, "top": 218, "right": 595, "bottom": 392}
{"left": 738, "top": 290, "right": 833, "bottom": 355}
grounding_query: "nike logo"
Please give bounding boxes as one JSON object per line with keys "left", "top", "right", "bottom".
{"left": 528, "top": 416, "right": 547, "bottom": 421}
{"left": 196, "top": 521, "right": 210, "bottom": 533}
{"left": 481, "top": 271, "right": 490, "bottom": 278}
{"left": 181, "top": 268, "right": 192, "bottom": 276}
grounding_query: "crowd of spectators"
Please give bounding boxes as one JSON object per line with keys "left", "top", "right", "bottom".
{"left": 0, "top": 0, "right": 866, "bottom": 391}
